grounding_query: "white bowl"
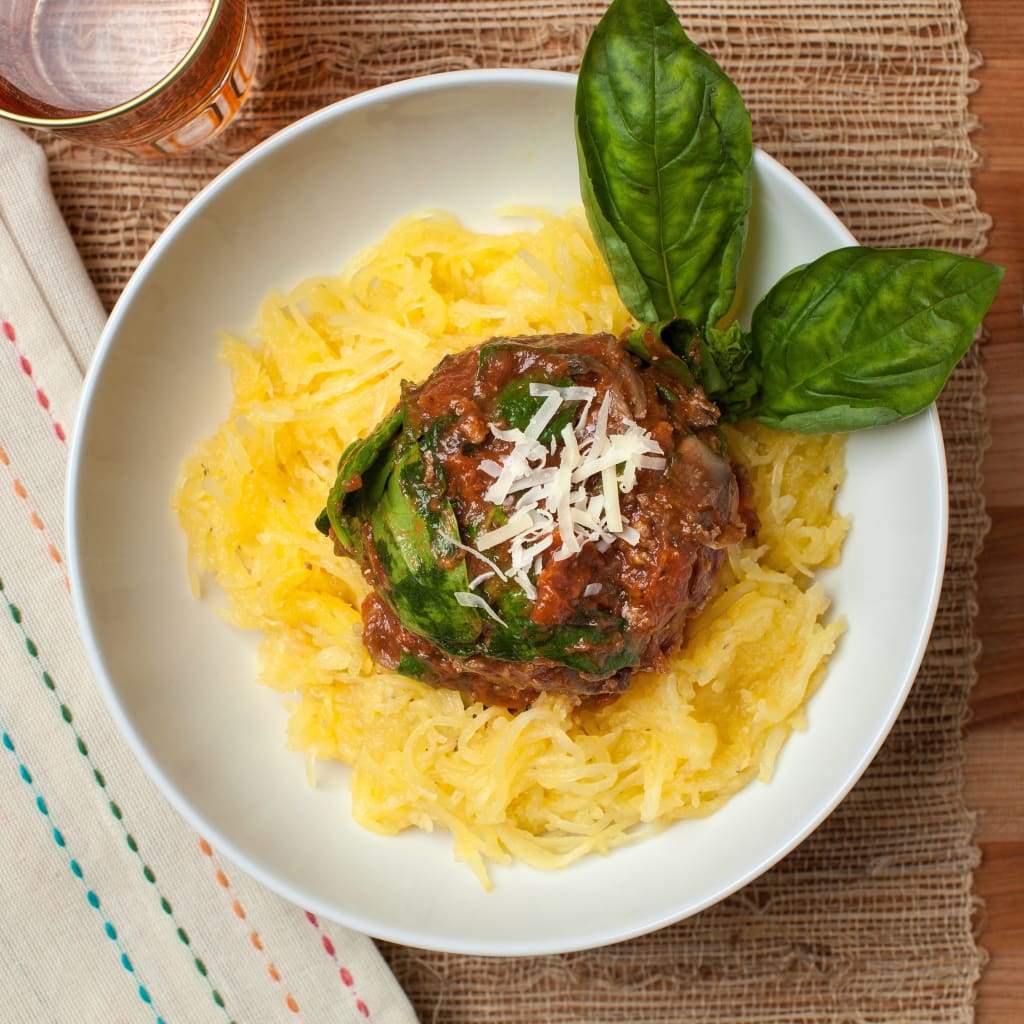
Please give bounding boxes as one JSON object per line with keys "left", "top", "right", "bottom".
{"left": 68, "top": 70, "right": 946, "bottom": 956}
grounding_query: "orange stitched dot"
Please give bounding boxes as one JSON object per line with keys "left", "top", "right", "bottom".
{"left": 48, "top": 545, "right": 62, "bottom": 565}
{"left": 215, "top": 869, "right": 229, "bottom": 888}
{"left": 285, "top": 995, "right": 299, "bottom": 1014}
{"left": 30, "top": 512, "right": 43, "bottom": 530}
{"left": 198, "top": 837, "right": 212, "bottom": 856}
{"left": 231, "top": 899, "right": 245, "bottom": 919}
{"left": 0, "top": 447, "right": 8, "bottom": 465}
{"left": 267, "top": 964, "right": 281, "bottom": 982}
{"left": 14, "top": 480, "right": 26, "bottom": 499}
{"left": 250, "top": 931, "right": 263, "bottom": 951}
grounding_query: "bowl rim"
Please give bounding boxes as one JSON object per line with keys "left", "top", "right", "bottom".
{"left": 66, "top": 67, "right": 948, "bottom": 956}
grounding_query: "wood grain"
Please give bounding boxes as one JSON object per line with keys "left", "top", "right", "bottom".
{"left": 962, "top": 1, "right": 1024, "bottom": 1020}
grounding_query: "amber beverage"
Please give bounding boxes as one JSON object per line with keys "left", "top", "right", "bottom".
{"left": 0, "top": 0, "right": 257, "bottom": 155}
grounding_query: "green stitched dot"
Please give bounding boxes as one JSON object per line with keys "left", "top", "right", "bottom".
{"left": 177, "top": 927, "right": 190, "bottom": 945}
{"left": 212, "top": 991, "right": 225, "bottom": 1008}
{"left": 109, "top": 800, "right": 122, "bottom": 820}
{"left": 8, "top": 603, "right": 21, "bottom": 624}
{"left": 142, "top": 865, "right": 155, "bottom": 883}
{"left": 42, "top": 672, "right": 55, "bottom": 690}
{"left": 194, "top": 957, "right": 208, "bottom": 977}
{"left": 87, "top": 890, "right": 100, "bottom": 909}
{"left": 93, "top": 768, "right": 105, "bottom": 787}
{"left": 25, "top": 638, "right": 37, "bottom": 657}
{"left": 76, "top": 737, "right": 88, "bottom": 755}
{"left": 126, "top": 833, "right": 138, "bottom": 852}
{"left": 160, "top": 896, "right": 172, "bottom": 915}
{"left": 0, "top": 578, "right": 5, "bottom": 590}
{"left": 60, "top": 705, "right": 72, "bottom": 723}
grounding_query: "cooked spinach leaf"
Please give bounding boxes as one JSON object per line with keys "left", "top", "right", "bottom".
{"left": 318, "top": 406, "right": 403, "bottom": 548}
{"left": 370, "top": 441, "right": 482, "bottom": 647}
{"left": 742, "top": 247, "right": 1004, "bottom": 432}
{"left": 495, "top": 377, "right": 579, "bottom": 441}
{"left": 484, "top": 584, "right": 639, "bottom": 675}
{"left": 576, "top": 0, "right": 752, "bottom": 326}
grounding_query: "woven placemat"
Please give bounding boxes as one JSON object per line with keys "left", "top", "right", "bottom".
{"left": 41, "top": 2, "right": 992, "bottom": 1021}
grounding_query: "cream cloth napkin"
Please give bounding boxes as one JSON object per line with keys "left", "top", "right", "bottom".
{"left": 0, "top": 121, "right": 417, "bottom": 1024}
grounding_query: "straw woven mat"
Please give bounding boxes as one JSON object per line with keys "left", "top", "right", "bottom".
{"left": 40, "top": 2, "right": 993, "bottom": 1021}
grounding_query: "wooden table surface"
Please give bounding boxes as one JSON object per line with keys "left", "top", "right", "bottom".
{"left": 962, "top": 1, "right": 1024, "bottom": 1020}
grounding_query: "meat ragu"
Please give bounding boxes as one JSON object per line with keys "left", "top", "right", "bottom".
{"left": 328, "top": 331, "right": 752, "bottom": 708}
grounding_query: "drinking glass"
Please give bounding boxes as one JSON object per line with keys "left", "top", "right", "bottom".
{"left": 0, "top": 0, "right": 258, "bottom": 155}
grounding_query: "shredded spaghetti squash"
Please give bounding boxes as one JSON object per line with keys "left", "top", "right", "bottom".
{"left": 173, "top": 210, "right": 849, "bottom": 886}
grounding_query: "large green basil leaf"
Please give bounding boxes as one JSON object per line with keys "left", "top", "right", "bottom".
{"left": 576, "top": 0, "right": 752, "bottom": 326}
{"left": 317, "top": 407, "right": 402, "bottom": 548}
{"left": 746, "top": 247, "right": 1004, "bottom": 432}
{"left": 370, "top": 442, "right": 482, "bottom": 648}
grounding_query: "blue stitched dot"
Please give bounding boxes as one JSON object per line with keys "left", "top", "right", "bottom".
{"left": 69, "top": 859, "right": 82, "bottom": 878}
{"left": 86, "top": 890, "right": 99, "bottom": 909}
{"left": 2, "top": 733, "right": 13, "bottom": 751}
{"left": 121, "top": 953, "right": 133, "bottom": 972}
{"left": 35, "top": 795, "right": 47, "bottom": 815}
{"left": 52, "top": 828, "right": 65, "bottom": 847}
{"left": 138, "top": 985, "right": 151, "bottom": 1004}
{"left": 18, "top": 764, "right": 31, "bottom": 784}
{"left": 104, "top": 922, "right": 116, "bottom": 940}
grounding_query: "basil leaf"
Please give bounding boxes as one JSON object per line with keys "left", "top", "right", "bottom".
{"left": 576, "top": 0, "right": 752, "bottom": 326}
{"left": 370, "top": 442, "right": 482, "bottom": 648}
{"left": 745, "top": 247, "right": 1004, "bottom": 432}
{"left": 700, "top": 320, "right": 759, "bottom": 418}
{"left": 318, "top": 407, "right": 402, "bottom": 547}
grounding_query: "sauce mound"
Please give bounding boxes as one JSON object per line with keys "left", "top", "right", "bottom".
{"left": 339, "top": 332, "right": 750, "bottom": 706}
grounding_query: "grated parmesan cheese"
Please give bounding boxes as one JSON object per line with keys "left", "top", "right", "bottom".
{"left": 468, "top": 370, "right": 667, "bottom": 598}
{"left": 454, "top": 591, "right": 507, "bottom": 626}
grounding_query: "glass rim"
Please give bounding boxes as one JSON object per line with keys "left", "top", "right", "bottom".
{"left": 0, "top": 0, "right": 225, "bottom": 128}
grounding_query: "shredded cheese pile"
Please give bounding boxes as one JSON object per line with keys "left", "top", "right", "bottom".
{"left": 174, "top": 209, "right": 850, "bottom": 887}
{"left": 458, "top": 383, "right": 665, "bottom": 610}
